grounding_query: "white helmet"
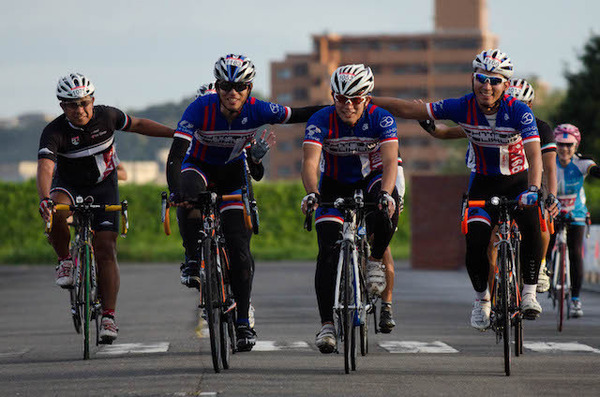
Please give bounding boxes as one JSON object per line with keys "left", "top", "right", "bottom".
{"left": 213, "top": 54, "right": 256, "bottom": 83}
{"left": 330, "top": 64, "right": 374, "bottom": 97}
{"left": 195, "top": 82, "right": 217, "bottom": 99}
{"left": 472, "top": 49, "right": 514, "bottom": 79}
{"left": 506, "top": 78, "right": 535, "bottom": 103}
{"left": 56, "top": 73, "right": 95, "bottom": 101}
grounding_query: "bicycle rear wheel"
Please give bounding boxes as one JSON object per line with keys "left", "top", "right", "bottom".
{"left": 203, "top": 239, "right": 222, "bottom": 373}
{"left": 218, "top": 268, "right": 232, "bottom": 369}
{"left": 499, "top": 243, "right": 512, "bottom": 376}
{"left": 70, "top": 251, "right": 82, "bottom": 334}
{"left": 358, "top": 239, "right": 369, "bottom": 356}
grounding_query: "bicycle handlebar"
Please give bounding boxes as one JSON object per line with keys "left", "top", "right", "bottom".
{"left": 45, "top": 200, "right": 128, "bottom": 236}
{"left": 304, "top": 197, "right": 385, "bottom": 232}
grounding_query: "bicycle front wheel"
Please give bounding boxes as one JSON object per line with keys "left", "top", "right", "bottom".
{"left": 557, "top": 243, "right": 567, "bottom": 332}
{"left": 203, "top": 239, "right": 222, "bottom": 373}
{"left": 498, "top": 243, "right": 512, "bottom": 376}
{"left": 342, "top": 243, "right": 352, "bottom": 374}
{"left": 82, "top": 244, "right": 92, "bottom": 360}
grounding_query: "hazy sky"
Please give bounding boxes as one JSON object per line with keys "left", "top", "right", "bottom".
{"left": 1, "top": 0, "right": 598, "bottom": 119}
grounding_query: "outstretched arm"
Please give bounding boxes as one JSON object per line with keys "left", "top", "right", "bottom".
{"left": 418, "top": 120, "right": 467, "bottom": 139}
{"left": 371, "top": 97, "right": 430, "bottom": 120}
{"left": 287, "top": 105, "right": 328, "bottom": 124}
{"left": 127, "top": 117, "right": 175, "bottom": 138}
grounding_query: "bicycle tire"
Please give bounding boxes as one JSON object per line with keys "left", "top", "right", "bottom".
{"left": 512, "top": 240, "right": 523, "bottom": 357}
{"left": 70, "top": 251, "right": 82, "bottom": 334}
{"left": 203, "top": 239, "right": 222, "bottom": 373}
{"left": 342, "top": 243, "right": 351, "bottom": 374}
{"left": 499, "top": 243, "right": 511, "bottom": 376}
{"left": 350, "top": 317, "right": 357, "bottom": 371}
{"left": 358, "top": 239, "right": 369, "bottom": 356}
{"left": 557, "top": 243, "right": 566, "bottom": 332}
{"left": 82, "top": 244, "right": 92, "bottom": 360}
{"left": 217, "top": 257, "right": 231, "bottom": 369}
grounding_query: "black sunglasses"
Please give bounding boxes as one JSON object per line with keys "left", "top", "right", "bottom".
{"left": 217, "top": 81, "right": 250, "bottom": 93}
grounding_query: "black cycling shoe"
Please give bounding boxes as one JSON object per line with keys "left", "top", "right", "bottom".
{"left": 180, "top": 261, "right": 201, "bottom": 289}
{"left": 235, "top": 324, "right": 257, "bottom": 352}
{"left": 379, "top": 307, "right": 396, "bottom": 334}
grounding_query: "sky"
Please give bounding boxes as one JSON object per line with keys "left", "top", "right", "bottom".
{"left": 1, "top": 0, "right": 598, "bottom": 119}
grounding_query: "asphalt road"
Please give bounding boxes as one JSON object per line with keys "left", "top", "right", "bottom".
{"left": 1, "top": 261, "right": 599, "bottom": 396}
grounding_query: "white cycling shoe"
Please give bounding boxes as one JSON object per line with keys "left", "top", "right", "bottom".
{"left": 55, "top": 258, "right": 74, "bottom": 288}
{"left": 315, "top": 323, "right": 336, "bottom": 354}
{"left": 367, "top": 260, "right": 386, "bottom": 296}
{"left": 470, "top": 299, "right": 491, "bottom": 331}
{"left": 521, "top": 293, "right": 542, "bottom": 319}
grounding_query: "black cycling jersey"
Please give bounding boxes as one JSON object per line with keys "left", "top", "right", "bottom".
{"left": 38, "top": 105, "right": 131, "bottom": 187}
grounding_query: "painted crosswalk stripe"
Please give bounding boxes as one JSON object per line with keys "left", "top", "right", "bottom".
{"left": 379, "top": 341, "right": 459, "bottom": 353}
{"left": 524, "top": 341, "right": 600, "bottom": 354}
{"left": 253, "top": 341, "right": 310, "bottom": 351}
{"left": 97, "top": 342, "right": 170, "bottom": 355}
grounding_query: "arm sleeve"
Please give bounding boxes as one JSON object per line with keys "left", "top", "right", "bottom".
{"left": 166, "top": 137, "right": 190, "bottom": 194}
{"left": 589, "top": 165, "right": 600, "bottom": 178}
{"left": 288, "top": 105, "right": 328, "bottom": 124}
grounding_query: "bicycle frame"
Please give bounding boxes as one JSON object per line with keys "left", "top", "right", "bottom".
{"left": 549, "top": 214, "right": 571, "bottom": 331}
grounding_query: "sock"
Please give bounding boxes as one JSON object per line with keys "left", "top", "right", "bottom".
{"left": 522, "top": 284, "right": 536, "bottom": 296}
{"left": 102, "top": 309, "right": 115, "bottom": 319}
{"left": 475, "top": 289, "right": 490, "bottom": 301}
{"left": 381, "top": 301, "right": 392, "bottom": 310}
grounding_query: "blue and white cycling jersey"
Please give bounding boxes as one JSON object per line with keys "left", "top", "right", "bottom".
{"left": 557, "top": 155, "right": 596, "bottom": 224}
{"left": 175, "top": 94, "right": 291, "bottom": 165}
{"left": 303, "top": 104, "right": 398, "bottom": 184}
{"left": 427, "top": 93, "right": 540, "bottom": 176}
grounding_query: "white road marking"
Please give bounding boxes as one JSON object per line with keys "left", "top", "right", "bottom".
{"left": 0, "top": 349, "right": 30, "bottom": 358}
{"left": 199, "top": 393, "right": 218, "bottom": 396}
{"left": 253, "top": 341, "right": 310, "bottom": 351}
{"left": 379, "top": 341, "right": 459, "bottom": 353}
{"left": 97, "top": 342, "right": 170, "bottom": 355}
{"left": 524, "top": 341, "right": 600, "bottom": 354}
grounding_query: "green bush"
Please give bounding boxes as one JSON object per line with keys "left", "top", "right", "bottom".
{"left": 0, "top": 180, "right": 411, "bottom": 264}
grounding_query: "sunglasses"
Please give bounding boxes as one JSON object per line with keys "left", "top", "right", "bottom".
{"left": 217, "top": 81, "right": 250, "bottom": 93}
{"left": 61, "top": 99, "right": 93, "bottom": 109}
{"left": 473, "top": 73, "right": 507, "bottom": 86}
{"left": 557, "top": 142, "right": 576, "bottom": 148}
{"left": 333, "top": 94, "right": 367, "bottom": 106}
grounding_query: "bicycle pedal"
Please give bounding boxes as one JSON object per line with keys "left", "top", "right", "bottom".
{"left": 98, "top": 337, "right": 114, "bottom": 345}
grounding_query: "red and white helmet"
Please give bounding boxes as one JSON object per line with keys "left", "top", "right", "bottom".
{"left": 330, "top": 64, "right": 374, "bottom": 97}
{"left": 195, "top": 82, "right": 217, "bottom": 98}
{"left": 56, "top": 73, "right": 95, "bottom": 101}
{"left": 506, "top": 78, "right": 535, "bottom": 103}
{"left": 472, "top": 49, "right": 514, "bottom": 79}
{"left": 554, "top": 123, "right": 581, "bottom": 144}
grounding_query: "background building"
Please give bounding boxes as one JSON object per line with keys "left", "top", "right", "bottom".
{"left": 268, "top": 0, "right": 497, "bottom": 179}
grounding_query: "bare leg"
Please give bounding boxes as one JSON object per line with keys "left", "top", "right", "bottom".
{"left": 381, "top": 246, "right": 394, "bottom": 303}
{"left": 94, "top": 231, "right": 120, "bottom": 311}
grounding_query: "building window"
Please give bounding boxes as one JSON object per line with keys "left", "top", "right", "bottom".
{"left": 433, "top": 38, "right": 481, "bottom": 50}
{"left": 393, "top": 64, "right": 428, "bottom": 75}
{"left": 389, "top": 40, "right": 427, "bottom": 51}
{"left": 433, "top": 63, "right": 473, "bottom": 74}
{"left": 277, "top": 93, "right": 293, "bottom": 102}
{"left": 294, "top": 63, "right": 308, "bottom": 77}
{"left": 413, "top": 160, "right": 430, "bottom": 170}
{"left": 293, "top": 88, "right": 308, "bottom": 101}
{"left": 369, "top": 64, "right": 382, "bottom": 74}
{"left": 279, "top": 141, "right": 293, "bottom": 152}
{"left": 277, "top": 68, "right": 291, "bottom": 80}
{"left": 296, "top": 136, "right": 305, "bottom": 147}
{"left": 278, "top": 166, "right": 291, "bottom": 177}
{"left": 295, "top": 160, "right": 302, "bottom": 172}
{"left": 434, "top": 87, "right": 469, "bottom": 99}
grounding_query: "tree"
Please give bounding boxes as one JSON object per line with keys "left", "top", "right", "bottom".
{"left": 554, "top": 34, "right": 600, "bottom": 155}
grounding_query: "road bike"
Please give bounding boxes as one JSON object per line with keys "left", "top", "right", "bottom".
{"left": 46, "top": 196, "right": 128, "bottom": 360}
{"left": 305, "top": 190, "right": 380, "bottom": 374}
{"left": 548, "top": 212, "right": 573, "bottom": 332}
{"left": 462, "top": 196, "right": 546, "bottom": 375}
{"left": 162, "top": 188, "right": 254, "bottom": 373}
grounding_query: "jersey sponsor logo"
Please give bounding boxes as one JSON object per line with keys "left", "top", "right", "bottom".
{"left": 507, "top": 140, "right": 526, "bottom": 174}
{"left": 177, "top": 120, "right": 195, "bottom": 134}
{"left": 430, "top": 100, "right": 444, "bottom": 115}
{"left": 242, "top": 117, "right": 248, "bottom": 124}
{"left": 462, "top": 126, "right": 521, "bottom": 147}
{"left": 521, "top": 112, "right": 534, "bottom": 125}
{"left": 362, "top": 123, "right": 369, "bottom": 131}
{"left": 270, "top": 103, "right": 280, "bottom": 114}
{"left": 71, "top": 136, "right": 80, "bottom": 145}
{"left": 380, "top": 116, "right": 394, "bottom": 128}
{"left": 305, "top": 124, "right": 321, "bottom": 140}
{"left": 504, "top": 113, "right": 509, "bottom": 121}
{"left": 322, "top": 136, "right": 379, "bottom": 156}
{"left": 194, "top": 129, "right": 255, "bottom": 149}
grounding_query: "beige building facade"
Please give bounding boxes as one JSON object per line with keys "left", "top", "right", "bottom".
{"left": 268, "top": 0, "right": 497, "bottom": 179}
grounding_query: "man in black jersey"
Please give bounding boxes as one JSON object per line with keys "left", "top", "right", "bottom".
{"left": 37, "top": 73, "right": 174, "bottom": 343}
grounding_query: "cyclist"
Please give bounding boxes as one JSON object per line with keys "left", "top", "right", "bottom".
{"left": 37, "top": 73, "right": 175, "bottom": 343}
{"left": 300, "top": 64, "right": 400, "bottom": 353}
{"left": 419, "top": 78, "right": 559, "bottom": 292}
{"left": 379, "top": 154, "right": 405, "bottom": 333}
{"left": 371, "top": 49, "right": 545, "bottom": 330}
{"left": 166, "top": 54, "right": 325, "bottom": 352}
{"left": 549, "top": 123, "right": 600, "bottom": 317}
